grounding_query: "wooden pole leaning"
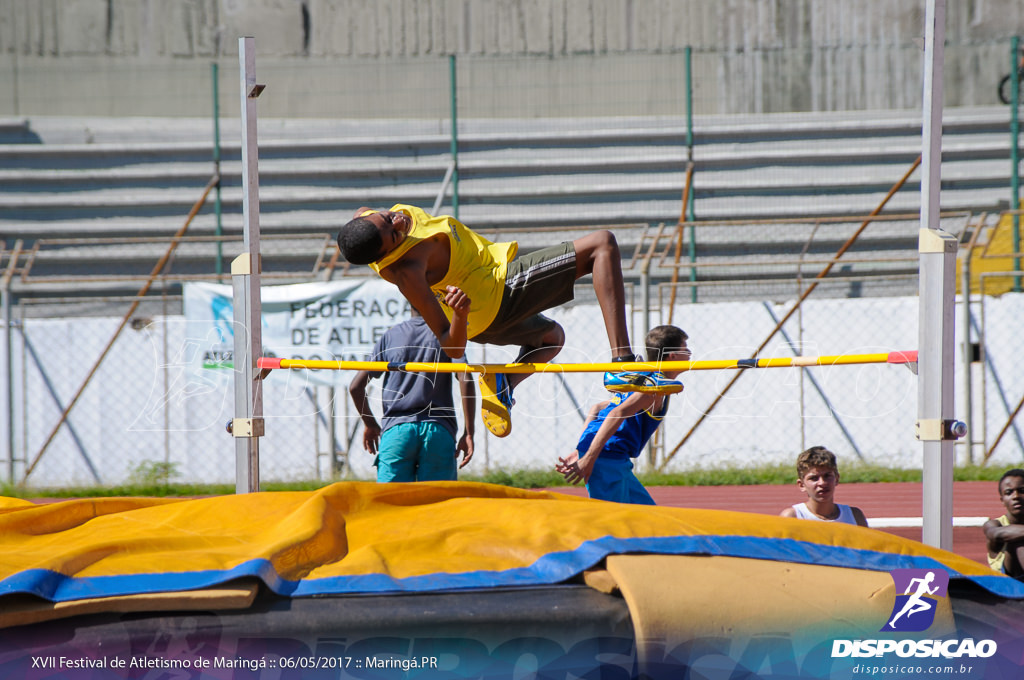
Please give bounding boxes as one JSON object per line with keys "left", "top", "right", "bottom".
{"left": 659, "top": 154, "right": 924, "bottom": 472}
{"left": 21, "top": 178, "right": 219, "bottom": 485}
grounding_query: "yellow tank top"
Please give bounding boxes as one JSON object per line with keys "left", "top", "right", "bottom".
{"left": 988, "top": 514, "right": 1010, "bottom": 572}
{"left": 368, "top": 205, "right": 517, "bottom": 338}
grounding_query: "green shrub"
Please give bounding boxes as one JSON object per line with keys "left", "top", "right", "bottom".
{"left": 128, "top": 460, "right": 180, "bottom": 488}
{"left": 1, "top": 463, "right": 1010, "bottom": 499}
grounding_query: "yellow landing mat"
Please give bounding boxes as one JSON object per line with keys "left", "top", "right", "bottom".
{"left": 1, "top": 481, "right": 1018, "bottom": 613}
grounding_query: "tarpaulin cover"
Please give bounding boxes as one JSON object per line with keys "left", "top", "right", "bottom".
{"left": 2, "top": 481, "right": 1021, "bottom": 605}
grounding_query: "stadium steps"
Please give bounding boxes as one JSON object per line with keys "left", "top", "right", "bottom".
{"left": 0, "top": 107, "right": 1013, "bottom": 301}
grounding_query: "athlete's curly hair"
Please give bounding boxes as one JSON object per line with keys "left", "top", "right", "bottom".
{"left": 336, "top": 216, "right": 383, "bottom": 265}
{"left": 1000, "top": 468, "right": 1024, "bottom": 484}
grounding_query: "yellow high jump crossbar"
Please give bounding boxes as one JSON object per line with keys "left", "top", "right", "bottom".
{"left": 257, "top": 351, "right": 917, "bottom": 375}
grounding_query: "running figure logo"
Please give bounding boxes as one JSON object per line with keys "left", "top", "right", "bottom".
{"left": 882, "top": 568, "right": 949, "bottom": 632}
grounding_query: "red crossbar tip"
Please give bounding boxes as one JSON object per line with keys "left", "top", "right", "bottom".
{"left": 886, "top": 350, "right": 918, "bottom": 364}
{"left": 257, "top": 357, "right": 283, "bottom": 370}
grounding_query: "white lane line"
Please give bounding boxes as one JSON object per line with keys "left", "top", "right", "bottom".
{"left": 868, "top": 516, "right": 989, "bottom": 528}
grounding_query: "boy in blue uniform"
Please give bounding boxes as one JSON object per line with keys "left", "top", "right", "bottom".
{"left": 556, "top": 325, "right": 690, "bottom": 504}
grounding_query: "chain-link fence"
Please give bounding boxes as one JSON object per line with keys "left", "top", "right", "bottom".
{"left": 2, "top": 37, "right": 1024, "bottom": 488}
{"left": 6, "top": 209, "right": 1024, "bottom": 489}
{"left": 964, "top": 208, "right": 1024, "bottom": 467}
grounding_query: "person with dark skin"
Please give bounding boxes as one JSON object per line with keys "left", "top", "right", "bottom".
{"left": 984, "top": 469, "right": 1024, "bottom": 580}
{"left": 337, "top": 205, "right": 681, "bottom": 437}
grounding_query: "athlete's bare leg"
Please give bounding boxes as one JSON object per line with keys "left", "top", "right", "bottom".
{"left": 509, "top": 323, "right": 565, "bottom": 391}
{"left": 571, "top": 230, "right": 634, "bottom": 360}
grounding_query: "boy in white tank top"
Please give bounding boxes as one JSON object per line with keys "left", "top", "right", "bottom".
{"left": 779, "top": 446, "right": 868, "bottom": 527}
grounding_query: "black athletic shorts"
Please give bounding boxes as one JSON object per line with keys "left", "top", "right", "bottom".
{"left": 472, "top": 242, "right": 577, "bottom": 348}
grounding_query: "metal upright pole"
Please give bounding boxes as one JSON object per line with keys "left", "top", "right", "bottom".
{"left": 1011, "top": 36, "right": 1021, "bottom": 292}
{"left": 449, "top": 54, "right": 459, "bottom": 219}
{"left": 918, "top": 231, "right": 959, "bottom": 550}
{"left": 961, "top": 249, "right": 973, "bottom": 465}
{"left": 231, "top": 37, "right": 265, "bottom": 494}
{"left": 919, "top": 0, "right": 961, "bottom": 550}
{"left": 212, "top": 62, "right": 224, "bottom": 280}
{"left": 685, "top": 46, "right": 697, "bottom": 303}
{"left": 2, "top": 286, "right": 10, "bottom": 484}
{"left": 2, "top": 242, "right": 19, "bottom": 484}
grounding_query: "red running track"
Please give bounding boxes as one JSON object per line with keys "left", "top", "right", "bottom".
{"left": 548, "top": 481, "right": 1001, "bottom": 567}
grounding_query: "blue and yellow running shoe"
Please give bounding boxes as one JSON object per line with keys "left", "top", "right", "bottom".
{"left": 479, "top": 372, "right": 515, "bottom": 437}
{"left": 603, "top": 356, "right": 683, "bottom": 394}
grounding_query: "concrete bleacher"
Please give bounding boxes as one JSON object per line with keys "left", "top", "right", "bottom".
{"left": 0, "top": 107, "right": 1014, "bottom": 305}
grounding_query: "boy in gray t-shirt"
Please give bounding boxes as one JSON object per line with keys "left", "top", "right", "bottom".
{"left": 349, "top": 311, "right": 476, "bottom": 482}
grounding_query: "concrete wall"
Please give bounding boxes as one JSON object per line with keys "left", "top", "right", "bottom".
{"left": 3, "top": 0, "right": 1023, "bottom": 59}
{"left": 1, "top": 1, "right": 1023, "bottom": 117}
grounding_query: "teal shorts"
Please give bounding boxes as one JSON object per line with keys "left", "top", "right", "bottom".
{"left": 377, "top": 422, "right": 457, "bottom": 483}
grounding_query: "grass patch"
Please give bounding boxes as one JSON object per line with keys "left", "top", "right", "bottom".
{"left": 1, "top": 464, "right": 1009, "bottom": 499}
{"left": 0, "top": 479, "right": 338, "bottom": 500}
{"left": 954, "top": 465, "right": 1008, "bottom": 483}
{"left": 465, "top": 468, "right": 567, "bottom": 489}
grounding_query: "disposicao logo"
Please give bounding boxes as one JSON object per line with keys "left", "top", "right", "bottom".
{"left": 882, "top": 568, "right": 948, "bottom": 632}
{"left": 831, "top": 568, "right": 998, "bottom": 660}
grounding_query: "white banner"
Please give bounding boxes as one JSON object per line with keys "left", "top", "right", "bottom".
{"left": 183, "top": 279, "right": 411, "bottom": 386}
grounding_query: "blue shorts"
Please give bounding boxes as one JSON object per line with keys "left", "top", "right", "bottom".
{"left": 585, "top": 456, "right": 655, "bottom": 505}
{"left": 377, "top": 422, "right": 457, "bottom": 483}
